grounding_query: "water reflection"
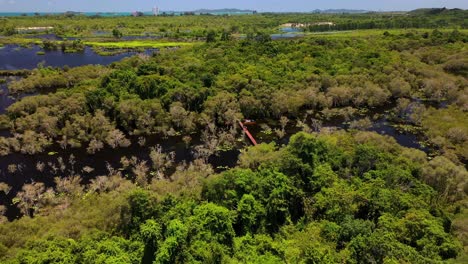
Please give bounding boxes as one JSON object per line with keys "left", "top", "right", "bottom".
{"left": 280, "top": 27, "right": 303, "bottom": 33}
{"left": 0, "top": 45, "right": 155, "bottom": 70}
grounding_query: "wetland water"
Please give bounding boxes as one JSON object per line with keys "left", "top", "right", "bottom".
{"left": 0, "top": 110, "right": 424, "bottom": 220}
{"left": 0, "top": 44, "right": 155, "bottom": 70}
{"left": 0, "top": 78, "right": 16, "bottom": 115}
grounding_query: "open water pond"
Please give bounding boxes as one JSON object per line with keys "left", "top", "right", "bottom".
{"left": 24, "top": 34, "right": 64, "bottom": 40}
{"left": 0, "top": 45, "right": 155, "bottom": 70}
{"left": 271, "top": 33, "right": 305, "bottom": 40}
{"left": 280, "top": 27, "right": 303, "bottom": 33}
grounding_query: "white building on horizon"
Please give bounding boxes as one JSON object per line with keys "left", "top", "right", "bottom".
{"left": 152, "top": 5, "right": 159, "bottom": 16}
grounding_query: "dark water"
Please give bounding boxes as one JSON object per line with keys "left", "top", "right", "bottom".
{"left": 0, "top": 77, "right": 34, "bottom": 116}
{"left": 0, "top": 101, "right": 428, "bottom": 220}
{"left": 25, "top": 34, "right": 64, "bottom": 41}
{"left": 280, "top": 27, "right": 303, "bottom": 33}
{"left": 250, "top": 114, "right": 425, "bottom": 152}
{"left": 0, "top": 45, "right": 154, "bottom": 70}
{"left": 0, "top": 109, "right": 426, "bottom": 220}
{"left": 25, "top": 33, "right": 162, "bottom": 41}
{"left": 0, "top": 78, "right": 15, "bottom": 115}
{"left": 271, "top": 33, "right": 305, "bottom": 40}
{"left": 238, "top": 32, "right": 305, "bottom": 40}
{"left": 0, "top": 132, "right": 241, "bottom": 220}
{"left": 370, "top": 119, "right": 427, "bottom": 151}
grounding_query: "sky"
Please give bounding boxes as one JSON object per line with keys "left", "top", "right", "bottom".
{"left": 0, "top": 0, "right": 467, "bottom": 13}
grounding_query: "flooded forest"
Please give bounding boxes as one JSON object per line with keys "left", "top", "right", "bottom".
{"left": 0, "top": 8, "right": 467, "bottom": 263}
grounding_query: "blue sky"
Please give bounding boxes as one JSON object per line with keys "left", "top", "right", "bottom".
{"left": 0, "top": 0, "right": 467, "bottom": 12}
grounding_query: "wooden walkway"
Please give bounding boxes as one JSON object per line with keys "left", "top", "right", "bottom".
{"left": 239, "top": 121, "right": 258, "bottom": 146}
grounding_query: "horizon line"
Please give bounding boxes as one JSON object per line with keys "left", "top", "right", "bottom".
{"left": 1, "top": 7, "right": 465, "bottom": 13}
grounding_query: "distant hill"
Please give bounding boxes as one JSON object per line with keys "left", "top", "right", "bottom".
{"left": 408, "top": 8, "right": 466, "bottom": 15}
{"left": 312, "top": 9, "right": 369, "bottom": 14}
{"left": 192, "top": 8, "right": 256, "bottom": 13}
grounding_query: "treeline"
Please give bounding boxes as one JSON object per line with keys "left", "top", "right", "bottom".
{"left": 307, "top": 9, "right": 468, "bottom": 32}
{"left": 1, "top": 10, "right": 467, "bottom": 38}
{"left": 40, "top": 39, "right": 85, "bottom": 53}
{"left": 0, "top": 131, "right": 466, "bottom": 263}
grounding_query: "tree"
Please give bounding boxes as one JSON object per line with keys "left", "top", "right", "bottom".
{"left": 112, "top": 28, "right": 123, "bottom": 39}
{"left": 0, "top": 182, "right": 11, "bottom": 195}
{"left": 236, "top": 194, "right": 265, "bottom": 234}
{"left": 149, "top": 145, "right": 174, "bottom": 179}
{"left": 220, "top": 30, "right": 231, "bottom": 41}
{"left": 206, "top": 30, "right": 216, "bottom": 43}
{"left": 15, "top": 238, "right": 78, "bottom": 263}
{"left": 203, "top": 91, "right": 243, "bottom": 126}
{"left": 14, "top": 182, "right": 46, "bottom": 217}
{"left": 422, "top": 156, "right": 468, "bottom": 202}
{"left": 190, "top": 203, "right": 234, "bottom": 246}
{"left": 188, "top": 203, "right": 234, "bottom": 262}
{"left": 154, "top": 220, "right": 188, "bottom": 264}
{"left": 123, "top": 190, "right": 157, "bottom": 234}
{"left": 258, "top": 170, "right": 303, "bottom": 231}
{"left": 106, "top": 129, "right": 131, "bottom": 149}
{"left": 287, "top": 132, "right": 332, "bottom": 170}
{"left": 238, "top": 143, "right": 281, "bottom": 169}
{"left": 140, "top": 219, "right": 162, "bottom": 263}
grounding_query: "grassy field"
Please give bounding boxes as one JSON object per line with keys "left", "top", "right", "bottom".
{"left": 0, "top": 36, "right": 198, "bottom": 49}
{"left": 0, "top": 36, "right": 40, "bottom": 46}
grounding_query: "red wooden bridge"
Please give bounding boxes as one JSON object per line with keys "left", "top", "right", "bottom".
{"left": 239, "top": 121, "right": 258, "bottom": 146}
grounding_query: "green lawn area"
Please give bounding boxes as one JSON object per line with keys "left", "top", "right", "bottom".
{"left": 0, "top": 37, "right": 40, "bottom": 46}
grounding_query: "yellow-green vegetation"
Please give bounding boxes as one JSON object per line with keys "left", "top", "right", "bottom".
{"left": 83, "top": 40, "right": 197, "bottom": 49}
{"left": 422, "top": 106, "right": 468, "bottom": 162}
{"left": 0, "top": 37, "right": 39, "bottom": 46}
{"left": 452, "top": 208, "right": 468, "bottom": 264}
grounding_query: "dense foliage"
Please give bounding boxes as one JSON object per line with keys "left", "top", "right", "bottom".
{"left": 1, "top": 28, "right": 466, "bottom": 163}
{"left": 1, "top": 8, "right": 467, "bottom": 38}
{"left": 0, "top": 131, "right": 466, "bottom": 263}
{"left": 0, "top": 10, "right": 467, "bottom": 263}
